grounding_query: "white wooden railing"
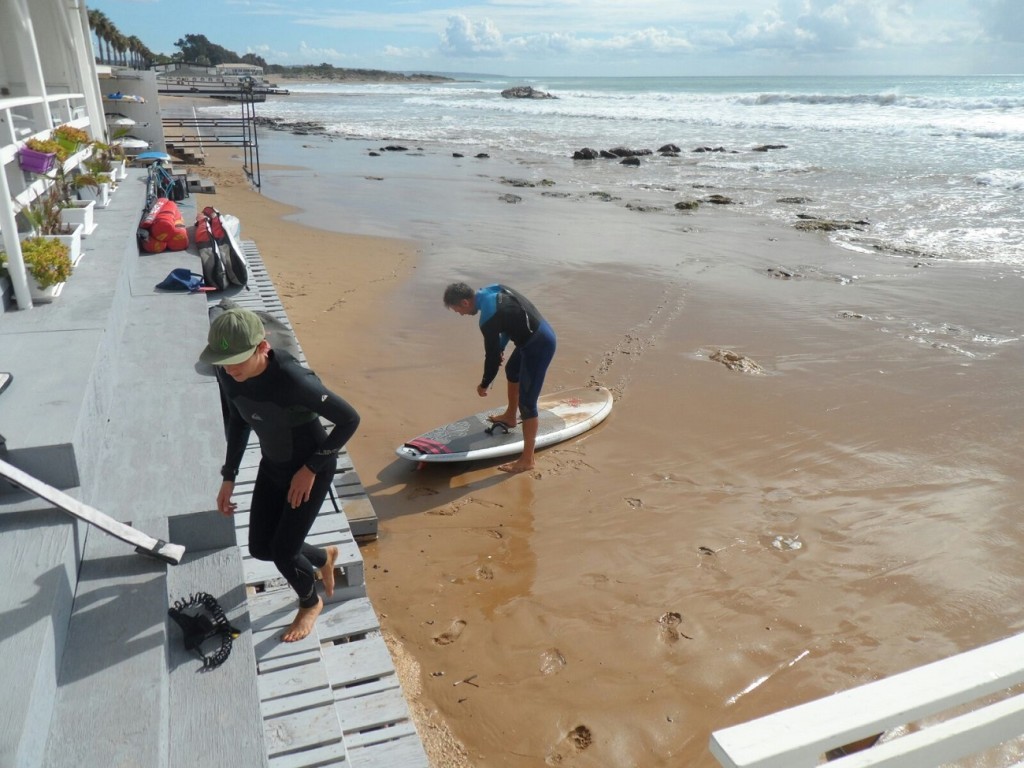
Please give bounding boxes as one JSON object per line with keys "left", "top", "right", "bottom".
{"left": 710, "top": 633, "right": 1024, "bottom": 767}
{"left": 0, "top": 93, "right": 90, "bottom": 310}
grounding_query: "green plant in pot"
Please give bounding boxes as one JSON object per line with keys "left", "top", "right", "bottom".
{"left": 94, "top": 127, "right": 129, "bottom": 164}
{"left": 2, "top": 236, "right": 73, "bottom": 289}
{"left": 19, "top": 182, "right": 75, "bottom": 235}
{"left": 73, "top": 170, "right": 113, "bottom": 192}
{"left": 26, "top": 136, "right": 70, "bottom": 163}
{"left": 53, "top": 124, "right": 90, "bottom": 154}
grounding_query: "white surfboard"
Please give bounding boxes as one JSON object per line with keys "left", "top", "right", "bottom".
{"left": 396, "top": 386, "right": 613, "bottom": 463}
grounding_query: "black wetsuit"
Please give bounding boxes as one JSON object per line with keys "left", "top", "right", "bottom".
{"left": 218, "top": 349, "right": 360, "bottom": 607}
{"left": 476, "top": 284, "right": 556, "bottom": 419}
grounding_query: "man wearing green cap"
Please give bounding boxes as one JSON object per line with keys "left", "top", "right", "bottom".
{"left": 200, "top": 307, "right": 360, "bottom": 642}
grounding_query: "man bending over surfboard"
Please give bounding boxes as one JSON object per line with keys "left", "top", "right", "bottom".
{"left": 200, "top": 308, "right": 361, "bottom": 642}
{"left": 444, "top": 282, "right": 557, "bottom": 474}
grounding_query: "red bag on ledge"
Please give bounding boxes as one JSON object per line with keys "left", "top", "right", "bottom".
{"left": 138, "top": 198, "right": 189, "bottom": 253}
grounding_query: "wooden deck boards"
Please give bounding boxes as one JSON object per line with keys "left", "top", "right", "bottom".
{"left": 218, "top": 244, "right": 425, "bottom": 768}
{"left": 0, "top": 176, "right": 418, "bottom": 767}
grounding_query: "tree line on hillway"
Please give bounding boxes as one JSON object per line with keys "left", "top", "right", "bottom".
{"left": 86, "top": 15, "right": 432, "bottom": 81}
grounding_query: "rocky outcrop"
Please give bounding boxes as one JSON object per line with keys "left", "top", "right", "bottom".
{"left": 793, "top": 214, "right": 870, "bottom": 232}
{"left": 501, "top": 86, "right": 556, "bottom": 99}
{"left": 572, "top": 146, "right": 654, "bottom": 160}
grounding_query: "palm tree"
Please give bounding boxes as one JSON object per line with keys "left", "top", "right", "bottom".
{"left": 110, "top": 30, "right": 127, "bottom": 66}
{"left": 87, "top": 9, "right": 111, "bottom": 64}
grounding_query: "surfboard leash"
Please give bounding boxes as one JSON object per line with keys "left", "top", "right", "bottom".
{"left": 168, "top": 592, "right": 241, "bottom": 670}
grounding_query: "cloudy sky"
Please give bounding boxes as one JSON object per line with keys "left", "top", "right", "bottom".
{"left": 88, "top": 0, "right": 1022, "bottom": 77}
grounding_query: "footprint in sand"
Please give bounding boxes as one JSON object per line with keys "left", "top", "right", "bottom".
{"left": 545, "top": 725, "right": 593, "bottom": 765}
{"left": 476, "top": 565, "right": 494, "bottom": 580}
{"left": 432, "top": 619, "right": 467, "bottom": 646}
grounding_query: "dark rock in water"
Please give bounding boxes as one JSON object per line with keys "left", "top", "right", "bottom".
{"left": 452, "top": 152, "right": 464, "bottom": 158}
{"left": 383, "top": 145, "right": 408, "bottom": 151}
{"left": 752, "top": 144, "right": 788, "bottom": 152}
{"left": 609, "top": 147, "right": 653, "bottom": 158}
{"left": 693, "top": 146, "right": 730, "bottom": 153}
{"left": 658, "top": 144, "right": 681, "bottom": 154}
{"left": 475, "top": 153, "right": 490, "bottom": 159}
{"left": 626, "top": 202, "right": 661, "bottom": 212}
{"left": 589, "top": 191, "right": 618, "bottom": 202}
{"left": 573, "top": 147, "right": 600, "bottom": 160}
{"left": 778, "top": 196, "right": 812, "bottom": 204}
{"left": 674, "top": 200, "right": 700, "bottom": 211}
{"left": 703, "top": 194, "right": 735, "bottom": 205}
{"left": 368, "top": 151, "right": 380, "bottom": 157}
{"left": 501, "top": 86, "right": 556, "bottom": 99}
{"left": 766, "top": 266, "right": 802, "bottom": 279}
{"left": 620, "top": 157, "right": 641, "bottom": 166}
{"left": 498, "top": 193, "right": 522, "bottom": 204}
{"left": 501, "top": 177, "right": 535, "bottom": 188}
{"left": 794, "top": 216, "right": 870, "bottom": 232}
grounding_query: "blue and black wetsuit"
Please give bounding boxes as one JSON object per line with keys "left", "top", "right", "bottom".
{"left": 218, "top": 349, "right": 360, "bottom": 608}
{"left": 476, "top": 284, "right": 557, "bottom": 419}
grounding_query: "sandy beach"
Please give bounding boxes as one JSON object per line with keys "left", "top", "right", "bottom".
{"left": 169, "top": 91, "right": 1024, "bottom": 767}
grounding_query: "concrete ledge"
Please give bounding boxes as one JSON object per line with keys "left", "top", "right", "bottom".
{"left": 0, "top": 171, "right": 144, "bottom": 491}
{"left": 0, "top": 502, "right": 81, "bottom": 768}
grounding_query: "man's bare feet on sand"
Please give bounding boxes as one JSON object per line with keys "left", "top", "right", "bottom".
{"left": 281, "top": 597, "right": 323, "bottom": 642}
{"left": 498, "top": 460, "right": 534, "bottom": 474}
{"left": 321, "top": 545, "right": 338, "bottom": 598}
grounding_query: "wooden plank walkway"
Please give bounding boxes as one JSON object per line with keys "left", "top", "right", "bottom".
{"left": 210, "top": 243, "right": 428, "bottom": 768}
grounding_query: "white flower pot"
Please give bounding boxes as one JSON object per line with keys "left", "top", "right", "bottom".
{"left": 43, "top": 224, "right": 84, "bottom": 266}
{"left": 60, "top": 200, "right": 97, "bottom": 236}
{"left": 27, "top": 277, "right": 64, "bottom": 303}
{"left": 78, "top": 182, "right": 111, "bottom": 208}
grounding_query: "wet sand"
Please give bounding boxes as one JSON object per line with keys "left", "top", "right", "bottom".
{"left": 175, "top": 97, "right": 1024, "bottom": 766}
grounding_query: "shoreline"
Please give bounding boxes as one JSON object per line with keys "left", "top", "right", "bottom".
{"left": 184, "top": 119, "right": 1024, "bottom": 767}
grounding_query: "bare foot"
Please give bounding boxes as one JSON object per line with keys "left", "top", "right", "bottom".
{"left": 321, "top": 545, "right": 338, "bottom": 598}
{"left": 498, "top": 460, "right": 534, "bottom": 474}
{"left": 281, "top": 597, "right": 323, "bottom": 642}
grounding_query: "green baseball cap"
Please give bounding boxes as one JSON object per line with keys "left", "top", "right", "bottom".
{"left": 199, "top": 308, "right": 265, "bottom": 365}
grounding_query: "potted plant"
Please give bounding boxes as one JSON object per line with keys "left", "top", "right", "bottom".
{"left": 73, "top": 167, "right": 113, "bottom": 209}
{"left": 59, "top": 197, "right": 97, "bottom": 236}
{"left": 17, "top": 183, "right": 85, "bottom": 263}
{"left": 95, "top": 130, "right": 130, "bottom": 180}
{"left": 52, "top": 124, "right": 90, "bottom": 156}
{"left": 18, "top": 137, "right": 61, "bottom": 173}
{"left": 0, "top": 236, "right": 73, "bottom": 303}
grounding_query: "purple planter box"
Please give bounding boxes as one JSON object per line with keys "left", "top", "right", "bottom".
{"left": 18, "top": 147, "right": 57, "bottom": 174}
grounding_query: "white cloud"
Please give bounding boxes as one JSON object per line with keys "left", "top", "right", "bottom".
{"left": 441, "top": 15, "right": 505, "bottom": 57}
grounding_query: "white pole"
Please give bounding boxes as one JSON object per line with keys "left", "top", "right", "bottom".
{"left": 192, "top": 103, "right": 205, "bottom": 158}
{"left": 0, "top": 164, "right": 34, "bottom": 310}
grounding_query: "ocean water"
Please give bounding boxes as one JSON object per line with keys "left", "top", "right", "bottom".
{"left": 212, "top": 74, "right": 1024, "bottom": 269}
